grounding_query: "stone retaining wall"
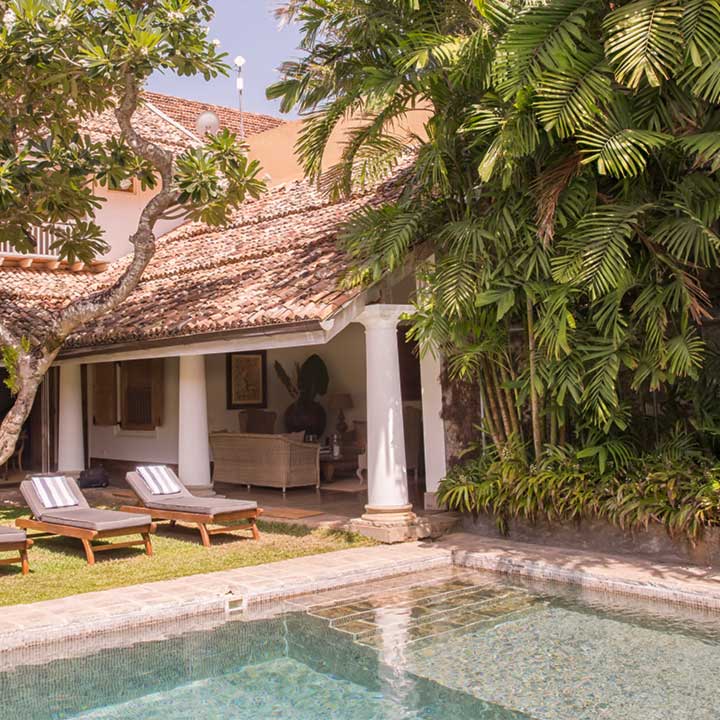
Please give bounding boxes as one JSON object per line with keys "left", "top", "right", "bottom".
{"left": 461, "top": 514, "right": 720, "bottom": 567}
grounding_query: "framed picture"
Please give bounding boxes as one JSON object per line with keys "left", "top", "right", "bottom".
{"left": 226, "top": 351, "right": 267, "bottom": 409}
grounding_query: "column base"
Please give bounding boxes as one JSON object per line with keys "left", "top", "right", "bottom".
{"left": 350, "top": 504, "right": 419, "bottom": 543}
{"left": 361, "top": 504, "right": 416, "bottom": 524}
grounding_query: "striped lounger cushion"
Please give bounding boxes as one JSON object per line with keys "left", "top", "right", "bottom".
{"left": 137, "top": 466, "right": 182, "bottom": 495}
{"left": 31, "top": 476, "right": 79, "bottom": 509}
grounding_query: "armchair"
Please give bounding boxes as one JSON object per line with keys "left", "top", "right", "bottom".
{"left": 210, "top": 432, "right": 320, "bottom": 493}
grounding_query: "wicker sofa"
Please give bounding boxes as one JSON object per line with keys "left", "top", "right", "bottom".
{"left": 210, "top": 432, "right": 320, "bottom": 493}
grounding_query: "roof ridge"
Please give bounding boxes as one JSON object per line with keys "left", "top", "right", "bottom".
{"left": 144, "top": 100, "right": 202, "bottom": 147}
{"left": 142, "top": 90, "right": 285, "bottom": 124}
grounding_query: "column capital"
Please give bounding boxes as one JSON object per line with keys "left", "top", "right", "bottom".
{"left": 356, "top": 304, "right": 414, "bottom": 330}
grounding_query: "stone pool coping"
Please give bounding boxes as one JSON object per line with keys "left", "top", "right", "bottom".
{"left": 1, "top": 533, "right": 720, "bottom": 654}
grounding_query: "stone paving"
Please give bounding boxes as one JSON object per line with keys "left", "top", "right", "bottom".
{"left": 0, "top": 541, "right": 452, "bottom": 651}
{"left": 2, "top": 532, "right": 720, "bottom": 655}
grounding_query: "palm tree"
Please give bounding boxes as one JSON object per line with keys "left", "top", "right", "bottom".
{"left": 270, "top": 0, "right": 720, "bottom": 462}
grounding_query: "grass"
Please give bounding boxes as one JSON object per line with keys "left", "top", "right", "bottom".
{"left": 0, "top": 504, "right": 374, "bottom": 607}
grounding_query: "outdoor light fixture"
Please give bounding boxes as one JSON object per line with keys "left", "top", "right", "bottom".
{"left": 234, "top": 55, "right": 246, "bottom": 138}
{"left": 196, "top": 110, "right": 220, "bottom": 137}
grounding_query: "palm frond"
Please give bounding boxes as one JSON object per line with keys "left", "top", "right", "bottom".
{"left": 678, "top": 132, "right": 720, "bottom": 172}
{"left": 494, "top": 0, "right": 595, "bottom": 98}
{"left": 680, "top": 0, "right": 720, "bottom": 68}
{"left": 552, "top": 205, "right": 642, "bottom": 298}
{"left": 603, "top": 0, "right": 683, "bottom": 89}
{"left": 577, "top": 102, "right": 669, "bottom": 177}
{"left": 535, "top": 48, "right": 613, "bottom": 137}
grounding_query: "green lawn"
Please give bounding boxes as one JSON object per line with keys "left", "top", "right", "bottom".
{"left": 0, "top": 504, "right": 373, "bottom": 607}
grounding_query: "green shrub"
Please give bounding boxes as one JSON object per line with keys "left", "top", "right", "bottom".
{"left": 438, "top": 436, "right": 720, "bottom": 542}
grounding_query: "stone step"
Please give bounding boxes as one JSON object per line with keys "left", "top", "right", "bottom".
{"left": 330, "top": 587, "right": 519, "bottom": 631}
{"left": 305, "top": 578, "right": 496, "bottom": 622}
{"left": 355, "top": 595, "right": 542, "bottom": 649}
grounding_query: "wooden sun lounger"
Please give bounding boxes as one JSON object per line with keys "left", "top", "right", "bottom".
{"left": 124, "top": 469, "right": 263, "bottom": 548}
{"left": 15, "top": 517, "right": 154, "bottom": 566}
{"left": 0, "top": 528, "right": 32, "bottom": 575}
{"left": 18, "top": 477, "right": 156, "bottom": 565}
{"left": 119, "top": 505, "right": 262, "bottom": 547}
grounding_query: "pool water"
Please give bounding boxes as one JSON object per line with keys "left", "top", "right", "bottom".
{"left": 2, "top": 568, "right": 719, "bottom": 720}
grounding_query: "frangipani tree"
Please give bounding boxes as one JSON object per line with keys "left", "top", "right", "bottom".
{"left": 270, "top": 0, "right": 720, "bottom": 465}
{"left": 0, "top": 0, "right": 265, "bottom": 464}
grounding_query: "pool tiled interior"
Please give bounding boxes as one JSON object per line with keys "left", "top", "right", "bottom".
{"left": 3, "top": 567, "right": 719, "bottom": 720}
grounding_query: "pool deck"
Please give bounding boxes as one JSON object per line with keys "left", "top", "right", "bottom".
{"left": 1, "top": 533, "right": 720, "bottom": 653}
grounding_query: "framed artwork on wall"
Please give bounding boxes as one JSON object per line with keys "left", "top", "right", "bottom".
{"left": 226, "top": 351, "right": 267, "bottom": 409}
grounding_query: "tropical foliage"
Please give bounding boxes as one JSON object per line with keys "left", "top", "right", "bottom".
{"left": 438, "top": 432, "right": 720, "bottom": 541}
{"left": 0, "top": 0, "right": 265, "bottom": 464}
{"left": 270, "top": 0, "right": 720, "bottom": 471}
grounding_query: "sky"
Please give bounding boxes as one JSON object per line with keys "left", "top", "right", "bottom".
{"left": 147, "top": 1, "right": 302, "bottom": 119}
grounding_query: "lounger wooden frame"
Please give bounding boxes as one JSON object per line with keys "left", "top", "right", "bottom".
{"left": 0, "top": 538, "right": 32, "bottom": 575}
{"left": 119, "top": 505, "right": 263, "bottom": 548}
{"left": 15, "top": 518, "right": 155, "bottom": 565}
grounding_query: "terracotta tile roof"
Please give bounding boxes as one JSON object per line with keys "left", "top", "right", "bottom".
{"left": 81, "top": 100, "right": 198, "bottom": 155}
{"left": 0, "top": 172, "right": 408, "bottom": 355}
{"left": 143, "top": 91, "right": 285, "bottom": 139}
{"left": 79, "top": 91, "right": 284, "bottom": 157}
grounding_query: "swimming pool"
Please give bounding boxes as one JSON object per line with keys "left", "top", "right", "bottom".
{"left": 2, "top": 568, "right": 718, "bottom": 719}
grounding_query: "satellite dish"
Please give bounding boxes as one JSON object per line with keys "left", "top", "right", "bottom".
{"left": 196, "top": 110, "right": 220, "bottom": 137}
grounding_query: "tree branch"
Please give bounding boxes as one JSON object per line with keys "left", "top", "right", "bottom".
{"left": 55, "top": 74, "right": 181, "bottom": 338}
{"left": 0, "top": 319, "right": 19, "bottom": 348}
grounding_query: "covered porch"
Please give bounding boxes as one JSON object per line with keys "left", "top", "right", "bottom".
{"left": 47, "top": 301, "right": 449, "bottom": 541}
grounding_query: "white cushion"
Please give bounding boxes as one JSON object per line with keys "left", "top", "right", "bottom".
{"left": 137, "top": 466, "right": 182, "bottom": 495}
{"left": 31, "top": 476, "right": 79, "bottom": 509}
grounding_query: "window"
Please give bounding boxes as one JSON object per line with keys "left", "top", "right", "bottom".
{"left": 107, "top": 177, "right": 136, "bottom": 193}
{"left": 92, "top": 363, "right": 117, "bottom": 426}
{"left": 119, "top": 359, "right": 164, "bottom": 431}
{"left": 93, "top": 360, "right": 164, "bottom": 430}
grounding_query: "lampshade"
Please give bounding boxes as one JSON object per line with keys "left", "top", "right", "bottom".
{"left": 329, "top": 393, "right": 354, "bottom": 410}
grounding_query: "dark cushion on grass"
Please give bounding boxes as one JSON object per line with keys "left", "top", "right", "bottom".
{"left": 0, "top": 526, "right": 27, "bottom": 544}
{"left": 41, "top": 508, "right": 152, "bottom": 532}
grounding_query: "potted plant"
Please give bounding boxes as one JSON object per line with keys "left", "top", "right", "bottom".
{"left": 274, "top": 354, "right": 329, "bottom": 437}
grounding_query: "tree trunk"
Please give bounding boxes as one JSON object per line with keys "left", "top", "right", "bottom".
{"left": 0, "top": 74, "right": 179, "bottom": 466}
{"left": 499, "top": 361, "right": 521, "bottom": 440}
{"left": 0, "top": 350, "right": 57, "bottom": 464}
{"left": 479, "top": 378, "right": 503, "bottom": 451}
{"left": 489, "top": 361, "right": 513, "bottom": 440}
{"left": 526, "top": 296, "right": 543, "bottom": 460}
{"left": 481, "top": 361, "right": 506, "bottom": 447}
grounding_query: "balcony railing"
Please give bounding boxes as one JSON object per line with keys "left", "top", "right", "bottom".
{"left": 0, "top": 224, "right": 107, "bottom": 272}
{"left": 0, "top": 225, "right": 63, "bottom": 257}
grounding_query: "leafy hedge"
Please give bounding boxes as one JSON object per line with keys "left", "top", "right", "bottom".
{"left": 438, "top": 436, "right": 720, "bottom": 542}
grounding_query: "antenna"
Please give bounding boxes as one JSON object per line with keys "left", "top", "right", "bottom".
{"left": 234, "top": 55, "right": 246, "bottom": 139}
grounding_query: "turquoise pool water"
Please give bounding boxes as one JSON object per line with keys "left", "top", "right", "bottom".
{"left": 2, "top": 568, "right": 719, "bottom": 719}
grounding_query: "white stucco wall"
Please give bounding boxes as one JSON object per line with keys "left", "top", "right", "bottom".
{"left": 94, "top": 184, "right": 186, "bottom": 261}
{"left": 88, "top": 324, "right": 368, "bottom": 464}
{"left": 88, "top": 357, "right": 180, "bottom": 464}
{"left": 207, "top": 323, "right": 367, "bottom": 436}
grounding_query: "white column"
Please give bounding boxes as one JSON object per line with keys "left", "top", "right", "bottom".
{"left": 358, "top": 304, "right": 415, "bottom": 524}
{"left": 420, "top": 350, "right": 447, "bottom": 509}
{"left": 178, "top": 354, "right": 211, "bottom": 490}
{"left": 57, "top": 364, "right": 85, "bottom": 473}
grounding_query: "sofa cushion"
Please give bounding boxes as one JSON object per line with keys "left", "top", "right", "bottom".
{"left": 0, "top": 526, "right": 26, "bottom": 544}
{"left": 31, "top": 476, "right": 79, "bottom": 509}
{"left": 145, "top": 496, "right": 257, "bottom": 516}
{"left": 41, "top": 508, "right": 152, "bottom": 531}
{"left": 137, "top": 466, "right": 182, "bottom": 495}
